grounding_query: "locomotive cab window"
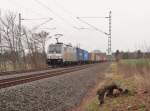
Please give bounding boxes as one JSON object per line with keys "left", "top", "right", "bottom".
{"left": 48, "top": 44, "right": 62, "bottom": 53}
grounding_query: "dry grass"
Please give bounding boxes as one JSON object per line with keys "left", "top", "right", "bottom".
{"left": 0, "top": 59, "right": 47, "bottom": 72}
{"left": 85, "top": 60, "right": 150, "bottom": 111}
{"left": 119, "top": 59, "right": 150, "bottom": 77}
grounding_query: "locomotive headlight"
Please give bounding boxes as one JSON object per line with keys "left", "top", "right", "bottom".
{"left": 47, "top": 55, "right": 51, "bottom": 59}
{"left": 58, "top": 56, "right": 62, "bottom": 59}
{"left": 48, "top": 56, "right": 50, "bottom": 59}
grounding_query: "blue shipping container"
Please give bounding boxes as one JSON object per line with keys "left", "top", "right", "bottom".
{"left": 76, "top": 48, "right": 84, "bottom": 61}
{"left": 83, "top": 50, "right": 89, "bottom": 61}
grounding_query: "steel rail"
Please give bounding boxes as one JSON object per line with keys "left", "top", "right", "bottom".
{"left": 0, "top": 65, "right": 85, "bottom": 76}
{"left": 0, "top": 64, "right": 95, "bottom": 89}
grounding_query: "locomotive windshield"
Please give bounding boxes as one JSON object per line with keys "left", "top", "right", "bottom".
{"left": 48, "top": 44, "right": 62, "bottom": 53}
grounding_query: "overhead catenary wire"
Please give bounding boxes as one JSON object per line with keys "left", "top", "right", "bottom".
{"left": 8, "top": 0, "right": 88, "bottom": 30}
{"left": 7, "top": 0, "right": 55, "bottom": 31}
{"left": 18, "top": 12, "right": 54, "bottom": 31}
{"left": 38, "top": 27, "right": 56, "bottom": 30}
{"left": 31, "top": 18, "right": 53, "bottom": 31}
{"left": 50, "top": 1, "right": 109, "bottom": 31}
{"left": 51, "top": 0, "right": 85, "bottom": 29}
{"left": 8, "top": 0, "right": 45, "bottom": 17}
{"left": 76, "top": 17, "right": 109, "bottom": 35}
{"left": 77, "top": 17, "right": 109, "bottom": 19}
{"left": 21, "top": 18, "right": 53, "bottom": 21}
{"left": 33, "top": 0, "right": 80, "bottom": 29}
{"left": 77, "top": 11, "right": 112, "bottom": 57}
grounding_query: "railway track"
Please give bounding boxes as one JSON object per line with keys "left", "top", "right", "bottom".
{"left": 0, "top": 67, "right": 53, "bottom": 76}
{"left": 0, "top": 64, "right": 95, "bottom": 89}
{"left": 0, "top": 65, "right": 88, "bottom": 76}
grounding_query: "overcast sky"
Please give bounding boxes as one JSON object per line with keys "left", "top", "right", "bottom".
{"left": 0, "top": 0, "right": 150, "bottom": 52}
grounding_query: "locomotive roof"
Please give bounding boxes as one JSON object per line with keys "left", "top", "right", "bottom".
{"left": 49, "top": 42, "right": 73, "bottom": 47}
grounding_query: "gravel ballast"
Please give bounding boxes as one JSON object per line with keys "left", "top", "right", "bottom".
{"left": 0, "top": 63, "right": 109, "bottom": 111}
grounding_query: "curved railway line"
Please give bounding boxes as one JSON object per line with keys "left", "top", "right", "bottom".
{"left": 0, "top": 64, "right": 96, "bottom": 89}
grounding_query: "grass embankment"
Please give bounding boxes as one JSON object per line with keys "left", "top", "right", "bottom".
{"left": 85, "top": 59, "right": 150, "bottom": 111}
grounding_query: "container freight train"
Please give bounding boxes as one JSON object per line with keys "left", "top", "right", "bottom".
{"left": 46, "top": 42, "right": 107, "bottom": 66}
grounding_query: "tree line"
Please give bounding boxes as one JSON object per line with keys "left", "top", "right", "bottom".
{"left": 114, "top": 50, "right": 150, "bottom": 61}
{"left": 0, "top": 11, "right": 49, "bottom": 72}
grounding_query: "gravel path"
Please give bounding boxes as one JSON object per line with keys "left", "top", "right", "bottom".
{"left": 0, "top": 63, "right": 109, "bottom": 111}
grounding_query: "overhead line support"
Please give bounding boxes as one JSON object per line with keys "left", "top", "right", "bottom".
{"left": 77, "top": 11, "right": 112, "bottom": 61}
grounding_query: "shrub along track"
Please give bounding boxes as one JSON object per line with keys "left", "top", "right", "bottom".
{"left": 0, "top": 64, "right": 96, "bottom": 89}
{"left": 0, "top": 68, "right": 50, "bottom": 76}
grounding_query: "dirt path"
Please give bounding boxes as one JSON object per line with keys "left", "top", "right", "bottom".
{"left": 71, "top": 81, "right": 106, "bottom": 111}
{"left": 71, "top": 64, "right": 111, "bottom": 111}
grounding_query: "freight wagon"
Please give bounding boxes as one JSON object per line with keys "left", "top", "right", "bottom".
{"left": 76, "top": 48, "right": 89, "bottom": 64}
{"left": 76, "top": 48, "right": 83, "bottom": 62}
{"left": 88, "top": 52, "right": 107, "bottom": 63}
{"left": 89, "top": 53, "right": 96, "bottom": 63}
{"left": 95, "top": 53, "right": 107, "bottom": 62}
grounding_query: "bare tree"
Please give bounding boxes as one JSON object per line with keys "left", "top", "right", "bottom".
{"left": 0, "top": 11, "right": 49, "bottom": 72}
